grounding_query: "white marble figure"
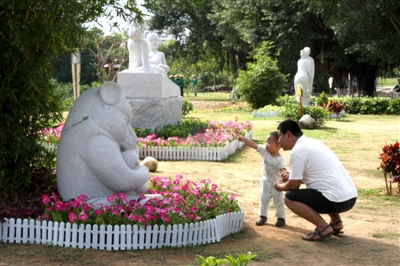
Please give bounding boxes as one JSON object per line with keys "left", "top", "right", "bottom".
{"left": 126, "top": 27, "right": 158, "bottom": 73}
{"left": 294, "top": 47, "right": 315, "bottom": 106}
{"left": 56, "top": 82, "right": 150, "bottom": 206}
{"left": 146, "top": 33, "right": 170, "bottom": 74}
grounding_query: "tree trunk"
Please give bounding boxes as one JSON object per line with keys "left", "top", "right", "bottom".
{"left": 356, "top": 63, "right": 378, "bottom": 97}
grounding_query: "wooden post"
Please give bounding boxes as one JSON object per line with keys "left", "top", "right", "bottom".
{"left": 297, "top": 84, "right": 303, "bottom": 117}
{"left": 300, "top": 97, "right": 303, "bottom": 117}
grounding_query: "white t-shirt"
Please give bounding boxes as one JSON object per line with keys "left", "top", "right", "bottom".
{"left": 289, "top": 136, "right": 357, "bottom": 202}
{"left": 256, "top": 145, "right": 287, "bottom": 183}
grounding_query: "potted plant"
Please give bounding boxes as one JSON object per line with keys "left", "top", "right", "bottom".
{"left": 378, "top": 141, "right": 400, "bottom": 194}
{"left": 326, "top": 99, "right": 345, "bottom": 118}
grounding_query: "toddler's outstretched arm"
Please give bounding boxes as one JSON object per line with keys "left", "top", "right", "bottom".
{"left": 238, "top": 136, "right": 258, "bottom": 149}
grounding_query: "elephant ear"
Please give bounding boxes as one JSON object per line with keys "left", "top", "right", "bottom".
{"left": 100, "top": 81, "right": 122, "bottom": 105}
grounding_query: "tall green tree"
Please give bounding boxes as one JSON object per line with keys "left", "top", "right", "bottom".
{"left": 0, "top": 0, "right": 146, "bottom": 204}
{"left": 312, "top": 0, "right": 400, "bottom": 95}
{"left": 145, "top": 0, "right": 236, "bottom": 77}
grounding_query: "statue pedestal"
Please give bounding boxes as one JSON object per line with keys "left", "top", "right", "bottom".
{"left": 117, "top": 72, "right": 182, "bottom": 129}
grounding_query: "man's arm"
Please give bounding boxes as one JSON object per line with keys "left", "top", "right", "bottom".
{"left": 238, "top": 136, "right": 258, "bottom": 149}
{"left": 273, "top": 179, "right": 302, "bottom": 192}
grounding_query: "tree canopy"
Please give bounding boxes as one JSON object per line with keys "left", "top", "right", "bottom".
{"left": 147, "top": 0, "right": 399, "bottom": 96}
{"left": 0, "top": 0, "right": 147, "bottom": 203}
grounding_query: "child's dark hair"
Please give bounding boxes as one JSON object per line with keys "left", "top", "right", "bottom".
{"left": 269, "top": 131, "right": 280, "bottom": 142}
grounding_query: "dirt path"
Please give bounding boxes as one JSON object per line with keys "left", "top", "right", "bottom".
{"left": 145, "top": 149, "right": 399, "bottom": 266}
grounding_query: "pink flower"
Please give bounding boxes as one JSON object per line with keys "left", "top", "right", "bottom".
{"left": 139, "top": 194, "right": 146, "bottom": 200}
{"left": 229, "top": 194, "right": 236, "bottom": 201}
{"left": 107, "top": 195, "right": 115, "bottom": 203}
{"left": 41, "top": 195, "right": 51, "bottom": 205}
{"left": 69, "top": 213, "right": 77, "bottom": 223}
{"left": 51, "top": 192, "right": 57, "bottom": 201}
{"left": 203, "top": 194, "right": 212, "bottom": 199}
{"left": 175, "top": 174, "right": 183, "bottom": 180}
{"left": 94, "top": 209, "right": 102, "bottom": 216}
{"left": 116, "top": 193, "right": 127, "bottom": 202}
{"left": 83, "top": 204, "right": 91, "bottom": 212}
{"left": 76, "top": 194, "right": 87, "bottom": 202}
{"left": 55, "top": 201, "right": 64, "bottom": 211}
{"left": 161, "top": 216, "right": 171, "bottom": 223}
{"left": 79, "top": 211, "right": 88, "bottom": 221}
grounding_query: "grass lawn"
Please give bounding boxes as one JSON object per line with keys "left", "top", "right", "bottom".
{"left": 183, "top": 90, "right": 232, "bottom": 101}
{"left": 376, "top": 77, "right": 399, "bottom": 86}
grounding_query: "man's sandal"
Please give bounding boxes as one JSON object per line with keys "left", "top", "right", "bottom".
{"left": 256, "top": 216, "right": 267, "bottom": 226}
{"left": 330, "top": 221, "right": 344, "bottom": 235}
{"left": 301, "top": 225, "right": 333, "bottom": 241}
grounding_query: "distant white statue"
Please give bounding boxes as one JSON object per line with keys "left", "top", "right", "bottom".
{"left": 126, "top": 27, "right": 158, "bottom": 73}
{"left": 294, "top": 47, "right": 314, "bottom": 106}
{"left": 328, "top": 77, "right": 333, "bottom": 89}
{"left": 146, "top": 33, "right": 170, "bottom": 74}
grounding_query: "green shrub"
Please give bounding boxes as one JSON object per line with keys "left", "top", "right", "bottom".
{"left": 387, "top": 98, "right": 400, "bottom": 115}
{"left": 237, "top": 42, "right": 287, "bottom": 109}
{"left": 279, "top": 103, "right": 329, "bottom": 128}
{"left": 276, "top": 95, "right": 298, "bottom": 106}
{"left": 317, "top": 91, "right": 329, "bottom": 106}
{"left": 135, "top": 118, "right": 209, "bottom": 139}
{"left": 196, "top": 252, "right": 256, "bottom": 266}
{"left": 340, "top": 97, "right": 362, "bottom": 114}
{"left": 134, "top": 128, "right": 153, "bottom": 138}
{"left": 182, "top": 99, "right": 194, "bottom": 117}
{"left": 340, "top": 96, "right": 396, "bottom": 115}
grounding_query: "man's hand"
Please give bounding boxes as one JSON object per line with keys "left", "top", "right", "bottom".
{"left": 274, "top": 180, "right": 284, "bottom": 191}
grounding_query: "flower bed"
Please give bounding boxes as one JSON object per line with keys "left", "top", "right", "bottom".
{"left": 0, "top": 210, "right": 244, "bottom": 250}
{"left": 1, "top": 175, "right": 244, "bottom": 250}
{"left": 139, "top": 131, "right": 252, "bottom": 161}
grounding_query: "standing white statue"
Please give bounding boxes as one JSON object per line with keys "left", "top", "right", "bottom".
{"left": 294, "top": 47, "right": 314, "bottom": 106}
{"left": 126, "top": 27, "right": 157, "bottom": 73}
{"left": 146, "top": 33, "right": 170, "bottom": 74}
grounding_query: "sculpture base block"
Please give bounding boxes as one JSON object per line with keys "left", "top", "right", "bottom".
{"left": 127, "top": 97, "right": 182, "bottom": 130}
{"left": 118, "top": 72, "right": 180, "bottom": 98}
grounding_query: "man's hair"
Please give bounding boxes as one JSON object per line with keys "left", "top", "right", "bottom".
{"left": 277, "top": 120, "right": 303, "bottom": 137}
{"left": 269, "top": 131, "right": 280, "bottom": 142}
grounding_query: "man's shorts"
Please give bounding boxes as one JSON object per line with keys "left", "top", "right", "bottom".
{"left": 285, "top": 189, "right": 357, "bottom": 214}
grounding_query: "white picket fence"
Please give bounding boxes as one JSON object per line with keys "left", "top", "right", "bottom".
{"left": 139, "top": 131, "right": 252, "bottom": 161}
{"left": 0, "top": 210, "right": 244, "bottom": 250}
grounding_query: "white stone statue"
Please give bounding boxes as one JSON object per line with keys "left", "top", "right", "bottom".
{"left": 56, "top": 82, "right": 150, "bottom": 206}
{"left": 146, "top": 33, "right": 170, "bottom": 74}
{"left": 294, "top": 47, "right": 314, "bottom": 106}
{"left": 126, "top": 27, "right": 158, "bottom": 73}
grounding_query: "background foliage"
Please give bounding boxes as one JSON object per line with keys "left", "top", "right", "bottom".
{"left": 0, "top": 0, "right": 146, "bottom": 205}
